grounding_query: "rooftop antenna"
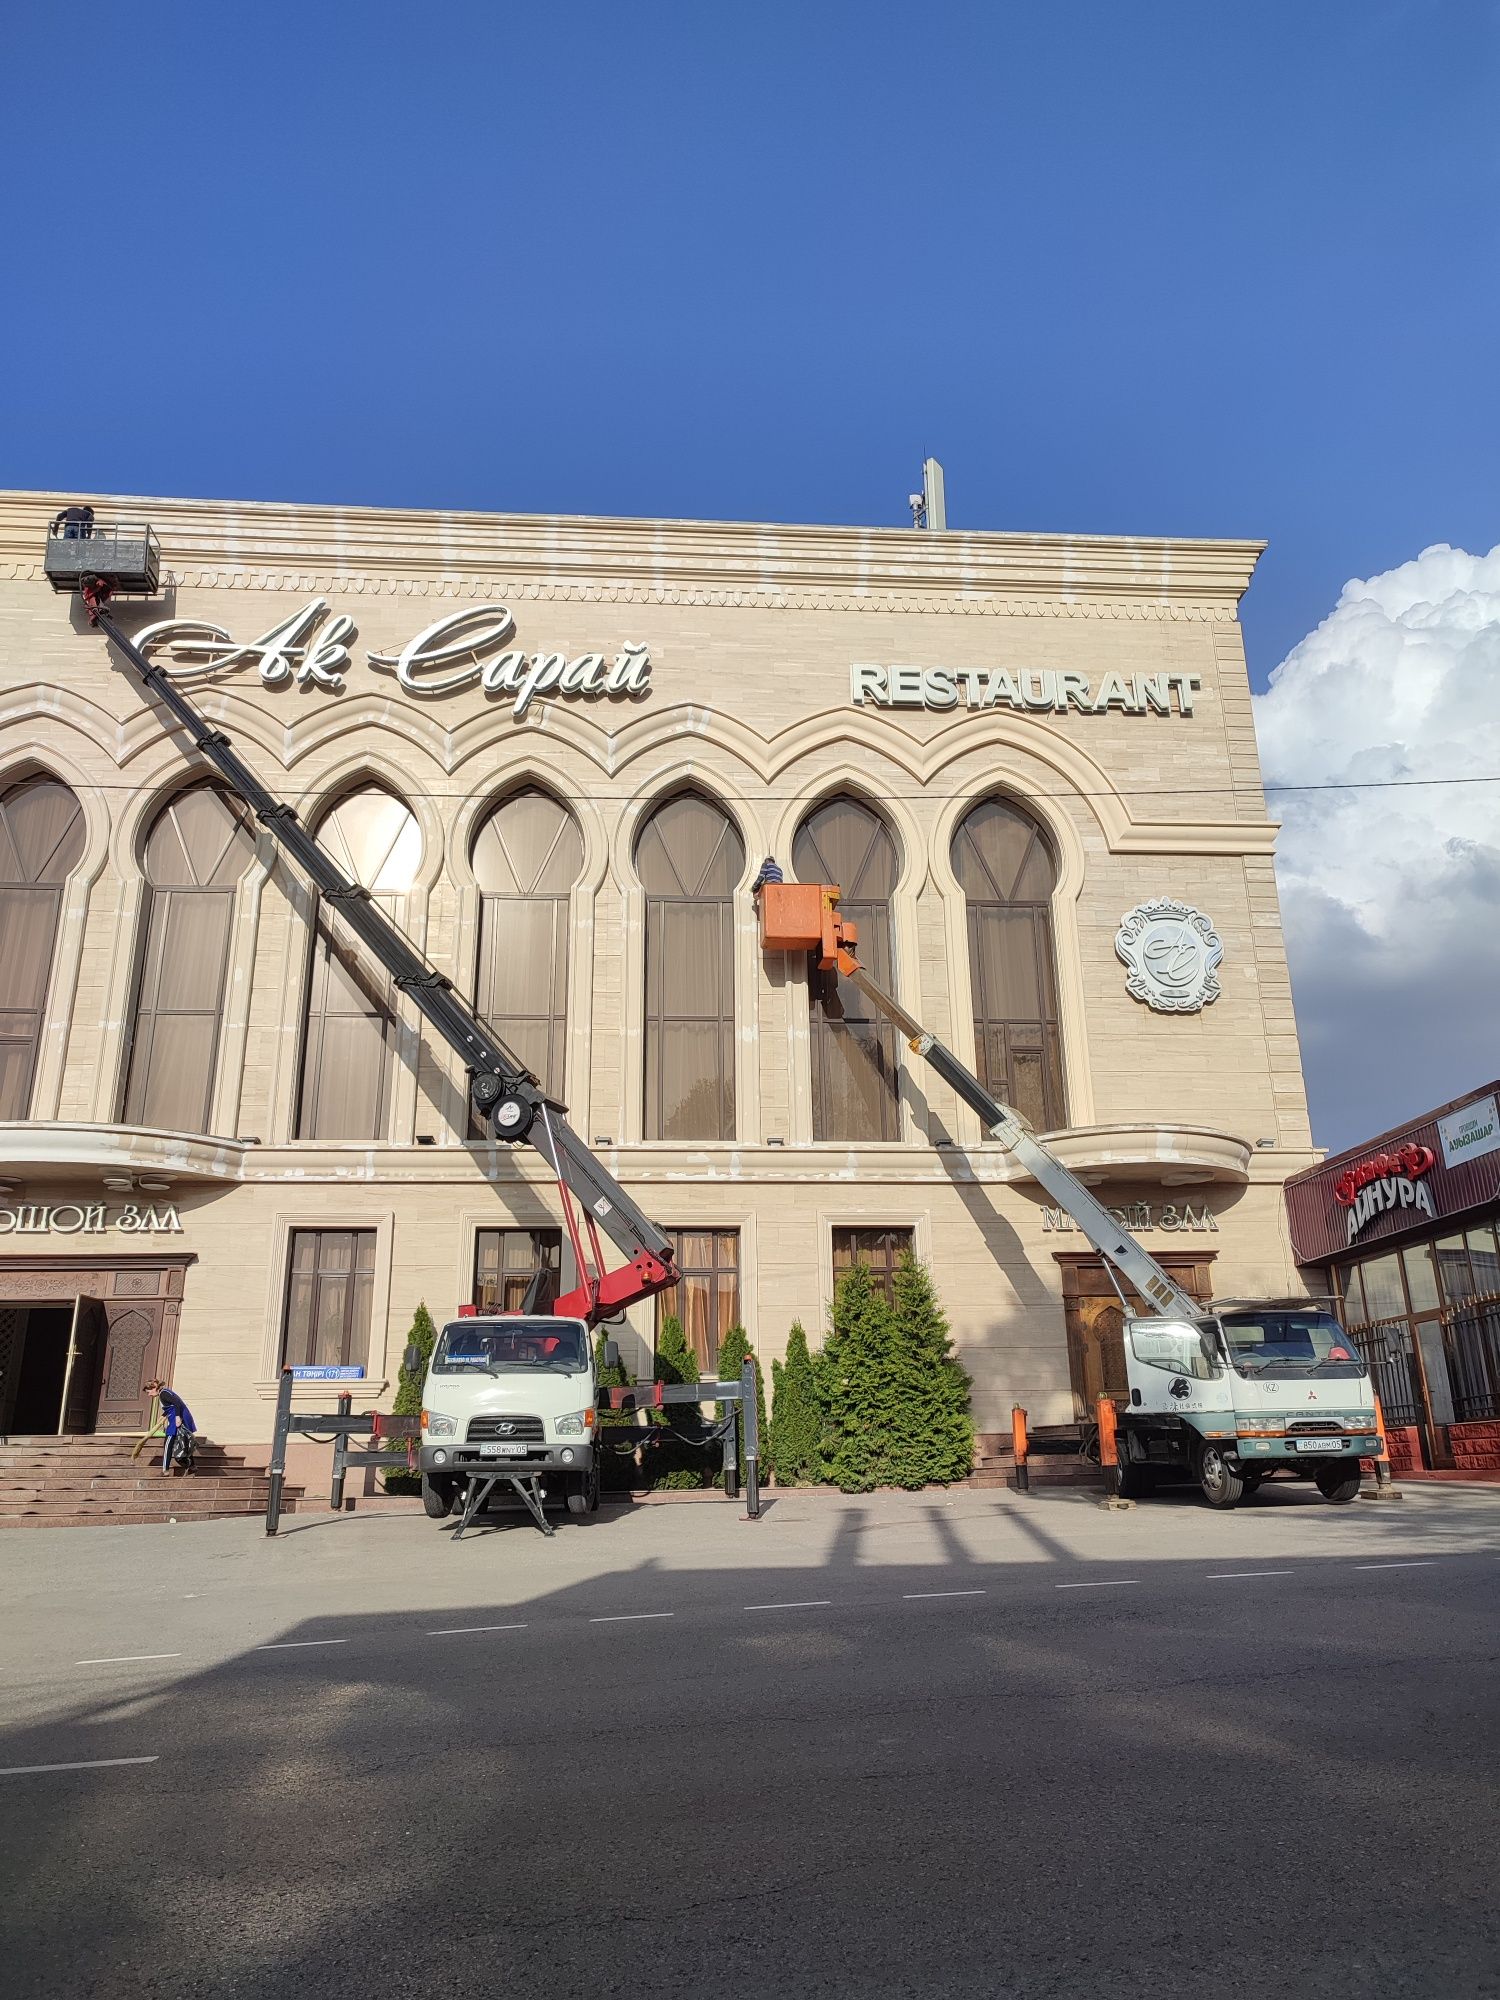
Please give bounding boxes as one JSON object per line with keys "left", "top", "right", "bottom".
{"left": 907, "top": 456, "right": 947, "bottom": 532}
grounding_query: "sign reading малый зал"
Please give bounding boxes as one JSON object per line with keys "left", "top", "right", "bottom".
{"left": 133, "top": 601, "right": 651, "bottom": 720}
{"left": 1438, "top": 1094, "right": 1500, "bottom": 1172}
{"left": 851, "top": 664, "right": 1201, "bottom": 716}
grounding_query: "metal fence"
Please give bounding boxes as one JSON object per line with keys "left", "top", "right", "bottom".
{"left": 1344, "top": 1316, "right": 1422, "bottom": 1429}
{"left": 1441, "top": 1292, "right": 1500, "bottom": 1423}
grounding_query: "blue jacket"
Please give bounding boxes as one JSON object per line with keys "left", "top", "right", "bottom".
{"left": 159, "top": 1386, "right": 196, "bottom": 1432}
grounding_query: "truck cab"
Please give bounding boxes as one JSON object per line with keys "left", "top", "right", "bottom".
{"left": 1117, "top": 1302, "right": 1380, "bottom": 1507}
{"left": 418, "top": 1313, "right": 601, "bottom": 1522}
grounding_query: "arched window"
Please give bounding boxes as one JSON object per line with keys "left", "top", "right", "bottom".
{"left": 637, "top": 792, "right": 744, "bottom": 1142}
{"left": 0, "top": 775, "right": 85, "bottom": 1119}
{"left": 952, "top": 797, "right": 1065, "bottom": 1131}
{"left": 123, "top": 784, "right": 255, "bottom": 1132}
{"left": 471, "top": 789, "right": 583, "bottom": 1104}
{"left": 793, "top": 796, "right": 901, "bottom": 1142}
{"left": 297, "top": 785, "right": 421, "bottom": 1141}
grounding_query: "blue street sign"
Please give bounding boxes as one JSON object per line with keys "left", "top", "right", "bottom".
{"left": 289, "top": 1365, "right": 366, "bottom": 1380}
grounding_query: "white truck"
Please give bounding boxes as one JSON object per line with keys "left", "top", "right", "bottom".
{"left": 418, "top": 1312, "right": 603, "bottom": 1528}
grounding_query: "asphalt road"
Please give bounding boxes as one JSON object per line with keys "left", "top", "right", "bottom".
{"left": 2, "top": 1481, "right": 1498, "bottom": 1999}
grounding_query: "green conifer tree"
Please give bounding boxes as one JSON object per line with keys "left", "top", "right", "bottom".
{"left": 383, "top": 1301, "right": 437, "bottom": 1494}
{"left": 886, "top": 1252, "right": 974, "bottom": 1487}
{"left": 714, "top": 1323, "right": 770, "bottom": 1487}
{"left": 653, "top": 1314, "right": 710, "bottom": 1488}
{"left": 817, "top": 1265, "right": 902, "bottom": 1492}
{"left": 769, "top": 1321, "right": 822, "bottom": 1485}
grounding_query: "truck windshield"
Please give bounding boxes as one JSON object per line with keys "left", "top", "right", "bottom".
{"left": 431, "top": 1320, "right": 589, "bottom": 1376}
{"left": 1220, "top": 1312, "right": 1366, "bottom": 1381}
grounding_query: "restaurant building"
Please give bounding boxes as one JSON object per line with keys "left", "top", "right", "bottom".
{"left": 1286, "top": 1085, "right": 1500, "bottom": 1474}
{"left": 0, "top": 487, "right": 1319, "bottom": 1471}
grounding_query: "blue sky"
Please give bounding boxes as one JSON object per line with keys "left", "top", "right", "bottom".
{"left": 4, "top": 1, "right": 1496, "bottom": 684}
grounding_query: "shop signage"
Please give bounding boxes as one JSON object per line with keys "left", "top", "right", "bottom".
{"left": 850, "top": 665, "right": 1201, "bottom": 716}
{"left": 132, "top": 601, "right": 653, "bottom": 721}
{"left": 1042, "top": 1202, "right": 1219, "bottom": 1234}
{"left": 289, "top": 1365, "right": 365, "bottom": 1381}
{"left": 0, "top": 1202, "right": 182, "bottom": 1235}
{"left": 1438, "top": 1094, "right": 1500, "bottom": 1171}
{"left": 1115, "top": 900, "right": 1223, "bottom": 1013}
{"left": 1333, "top": 1143, "right": 1436, "bottom": 1247}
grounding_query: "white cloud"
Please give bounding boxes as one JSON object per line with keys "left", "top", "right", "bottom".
{"left": 1253, "top": 543, "right": 1500, "bottom": 1152}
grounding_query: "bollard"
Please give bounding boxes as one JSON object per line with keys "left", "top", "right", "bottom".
{"left": 1011, "top": 1404, "right": 1030, "bottom": 1493}
{"left": 1097, "top": 1395, "right": 1131, "bottom": 1509}
{"left": 265, "top": 1366, "right": 294, "bottom": 1536}
{"left": 1361, "top": 1393, "right": 1404, "bottom": 1501}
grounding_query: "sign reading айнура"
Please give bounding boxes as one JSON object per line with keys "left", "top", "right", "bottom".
{"left": 851, "top": 663, "right": 1202, "bottom": 716}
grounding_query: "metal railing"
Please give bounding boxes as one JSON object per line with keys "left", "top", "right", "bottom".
{"left": 1440, "top": 1292, "right": 1500, "bottom": 1424}
{"left": 1344, "top": 1316, "right": 1422, "bottom": 1429}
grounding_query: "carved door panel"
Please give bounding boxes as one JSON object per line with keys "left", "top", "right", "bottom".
{"left": 94, "top": 1305, "right": 164, "bottom": 1432}
{"left": 61, "top": 1296, "right": 108, "bottom": 1434}
{"left": 1062, "top": 1256, "right": 1216, "bottom": 1421}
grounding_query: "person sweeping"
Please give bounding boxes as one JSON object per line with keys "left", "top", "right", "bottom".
{"left": 144, "top": 1377, "right": 197, "bottom": 1475}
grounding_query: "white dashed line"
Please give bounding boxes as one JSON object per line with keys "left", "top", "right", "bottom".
{"left": 1354, "top": 1560, "right": 1438, "bottom": 1570}
{"left": 744, "top": 1600, "right": 832, "bottom": 1611}
{"left": 74, "top": 1653, "right": 181, "bottom": 1666}
{"left": 0, "top": 1757, "right": 159, "bottom": 1778}
{"left": 1207, "top": 1571, "right": 1296, "bottom": 1581}
{"left": 589, "top": 1612, "right": 675, "bottom": 1624}
{"left": 903, "top": 1590, "right": 987, "bottom": 1600}
{"left": 255, "top": 1639, "right": 350, "bottom": 1650}
{"left": 427, "top": 1624, "right": 528, "bottom": 1636}
{"left": 1055, "top": 1580, "right": 1140, "bottom": 1590}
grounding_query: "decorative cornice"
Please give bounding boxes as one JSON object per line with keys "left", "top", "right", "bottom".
{"left": 0, "top": 487, "right": 1264, "bottom": 614}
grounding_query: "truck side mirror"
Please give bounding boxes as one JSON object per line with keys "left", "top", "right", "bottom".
{"left": 601, "top": 1339, "right": 620, "bottom": 1373}
{"left": 403, "top": 1342, "right": 423, "bottom": 1377}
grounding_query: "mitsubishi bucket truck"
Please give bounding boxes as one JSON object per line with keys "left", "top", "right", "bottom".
{"left": 756, "top": 880, "right": 1381, "bottom": 1507}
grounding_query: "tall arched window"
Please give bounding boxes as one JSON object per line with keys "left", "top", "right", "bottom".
{"left": 0, "top": 775, "right": 85, "bottom": 1119}
{"left": 637, "top": 792, "right": 744, "bottom": 1142}
{"left": 297, "top": 785, "right": 422, "bottom": 1141}
{"left": 124, "top": 784, "right": 256, "bottom": 1132}
{"left": 793, "top": 795, "right": 901, "bottom": 1141}
{"left": 952, "top": 797, "right": 1065, "bottom": 1131}
{"left": 472, "top": 788, "right": 583, "bottom": 1108}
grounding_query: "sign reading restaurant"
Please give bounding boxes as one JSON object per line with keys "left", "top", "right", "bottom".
{"left": 851, "top": 664, "right": 1202, "bottom": 715}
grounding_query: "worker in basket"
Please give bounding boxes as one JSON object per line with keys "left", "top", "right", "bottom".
{"left": 145, "top": 1377, "right": 198, "bottom": 1475}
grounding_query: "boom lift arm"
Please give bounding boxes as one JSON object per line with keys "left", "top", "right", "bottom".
{"left": 54, "top": 551, "right": 675, "bottom": 1327}
{"left": 759, "top": 883, "right": 1206, "bottom": 1324}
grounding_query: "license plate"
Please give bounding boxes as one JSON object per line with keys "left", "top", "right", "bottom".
{"left": 1294, "top": 1438, "right": 1342, "bottom": 1453}
{"left": 477, "top": 1442, "right": 528, "bottom": 1458}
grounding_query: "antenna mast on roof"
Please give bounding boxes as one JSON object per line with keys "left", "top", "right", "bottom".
{"left": 907, "top": 456, "right": 947, "bottom": 531}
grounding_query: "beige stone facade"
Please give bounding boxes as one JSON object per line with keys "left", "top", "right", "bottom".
{"left": 0, "top": 489, "right": 1318, "bottom": 1462}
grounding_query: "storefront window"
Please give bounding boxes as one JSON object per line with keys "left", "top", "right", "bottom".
{"left": 473, "top": 1228, "right": 562, "bottom": 1313}
{"left": 832, "top": 1226, "right": 914, "bottom": 1305}
{"left": 638, "top": 793, "right": 743, "bottom": 1142}
{"left": 1466, "top": 1225, "right": 1500, "bottom": 1297}
{"left": 281, "top": 1229, "right": 376, "bottom": 1369}
{"left": 951, "top": 797, "right": 1065, "bottom": 1131}
{"left": 471, "top": 789, "right": 581, "bottom": 1106}
{"left": 124, "top": 784, "right": 256, "bottom": 1133}
{"left": 0, "top": 774, "right": 86, "bottom": 1119}
{"left": 1359, "top": 1251, "right": 1407, "bottom": 1322}
{"left": 1435, "top": 1234, "right": 1476, "bottom": 1305}
{"left": 1333, "top": 1259, "right": 1366, "bottom": 1322}
{"left": 1402, "top": 1242, "right": 1441, "bottom": 1315}
{"left": 297, "top": 787, "right": 422, "bottom": 1141}
{"left": 656, "top": 1228, "right": 740, "bottom": 1370}
{"left": 794, "top": 797, "right": 901, "bottom": 1142}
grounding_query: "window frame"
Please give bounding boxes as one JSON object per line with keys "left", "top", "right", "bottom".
{"left": 655, "top": 1226, "right": 741, "bottom": 1371}
{"left": 279, "top": 1227, "right": 378, "bottom": 1371}
{"left": 473, "top": 1227, "right": 564, "bottom": 1314}
{"left": 831, "top": 1225, "right": 914, "bottom": 1306}
{"left": 0, "top": 774, "right": 86, "bottom": 1122}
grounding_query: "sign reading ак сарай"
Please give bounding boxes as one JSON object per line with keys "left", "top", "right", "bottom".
{"left": 851, "top": 663, "right": 1202, "bottom": 715}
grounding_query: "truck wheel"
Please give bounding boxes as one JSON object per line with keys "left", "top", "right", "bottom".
{"left": 1198, "top": 1443, "right": 1244, "bottom": 1509}
{"left": 422, "top": 1474, "right": 457, "bottom": 1519}
{"left": 1113, "top": 1455, "right": 1154, "bottom": 1500}
{"left": 566, "top": 1460, "right": 600, "bottom": 1517}
{"left": 1314, "top": 1463, "right": 1362, "bottom": 1504}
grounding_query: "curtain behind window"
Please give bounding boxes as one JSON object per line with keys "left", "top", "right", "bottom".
{"left": 0, "top": 776, "right": 85, "bottom": 1120}
{"left": 638, "top": 794, "right": 744, "bottom": 1141}
{"left": 124, "top": 785, "right": 255, "bottom": 1133}
{"left": 793, "top": 797, "right": 900, "bottom": 1141}
{"left": 472, "top": 789, "right": 582, "bottom": 1113}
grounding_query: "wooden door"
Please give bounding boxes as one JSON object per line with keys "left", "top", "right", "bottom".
{"left": 1060, "top": 1255, "right": 1216, "bottom": 1420}
{"left": 61, "top": 1296, "right": 107, "bottom": 1434}
{"left": 94, "top": 1304, "right": 165, "bottom": 1433}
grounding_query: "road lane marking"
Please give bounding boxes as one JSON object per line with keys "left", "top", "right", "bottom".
{"left": 744, "top": 1600, "right": 832, "bottom": 1611}
{"left": 75, "top": 1653, "right": 182, "bottom": 1666}
{"left": 427, "top": 1624, "right": 528, "bottom": 1636}
{"left": 1207, "top": 1571, "right": 1296, "bottom": 1581}
{"left": 1055, "top": 1580, "right": 1140, "bottom": 1590}
{"left": 1354, "top": 1560, "right": 1438, "bottom": 1570}
{"left": 255, "top": 1639, "right": 350, "bottom": 1650}
{"left": 589, "top": 1612, "right": 675, "bottom": 1623}
{"left": 1, "top": 1757, "right": 159, "bottom": 1778}
{"left": 903, "top": 1590, "right": 987, "bottom": 1600}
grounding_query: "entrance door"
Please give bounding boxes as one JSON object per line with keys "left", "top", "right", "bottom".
{"left": 61, "top": 1297, "right": 107, "bottom": 1434}
{"left": 4, "top": 1305, "right": 75, "bottom": 1434}
{"left": 94, "top": 1305, "right": 166, "bottom": 1434}
{"left": 1060, "top": 1255, "right": 1217, "bottom": 1421}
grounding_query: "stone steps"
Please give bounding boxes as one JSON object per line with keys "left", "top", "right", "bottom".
{"left": 0, "top": 1437, "right": 302, "bottom": 1528}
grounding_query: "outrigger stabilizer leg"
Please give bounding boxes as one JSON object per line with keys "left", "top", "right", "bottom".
{"left": 451, "top": 1473, "right": 555, "bottom": 1541}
